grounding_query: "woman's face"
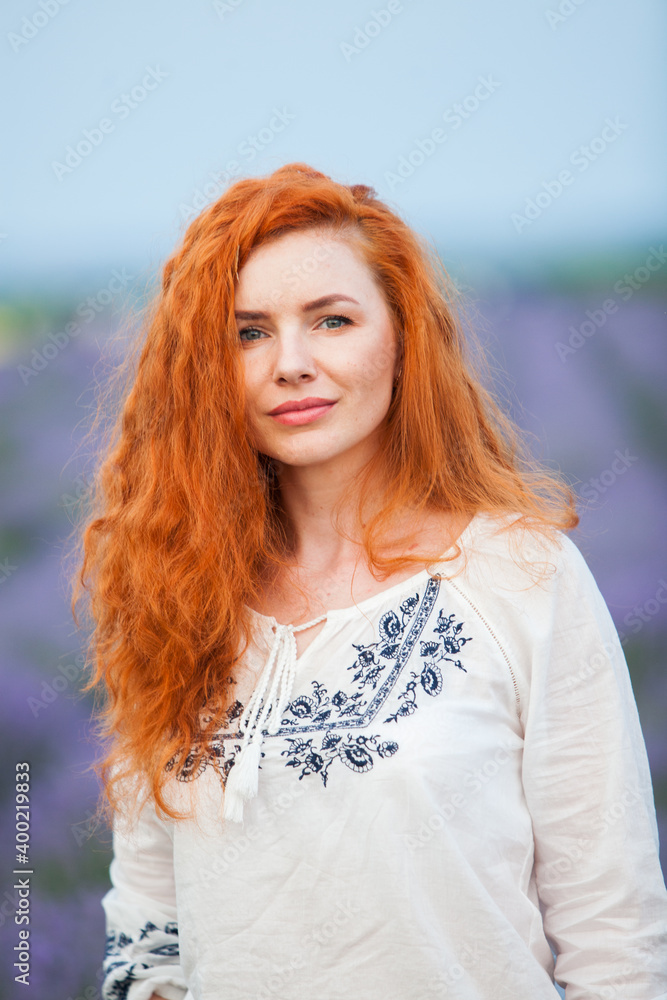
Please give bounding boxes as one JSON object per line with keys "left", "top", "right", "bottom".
{"left": 234, "top": 228, "right": 400, "bottom": 473}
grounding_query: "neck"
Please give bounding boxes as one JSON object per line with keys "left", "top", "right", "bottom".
{"left": 279, "top": 466, "right": 370, "bottom": 569}
{"left": 274, "top": 446, "right": 383, "bottom": 573}
{"left": 270, "top": 444, "right": 466, "bottom": 579}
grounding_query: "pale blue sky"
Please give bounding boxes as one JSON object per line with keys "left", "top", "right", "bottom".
{"left": 2, "top": 0, "right": 666, "bottom": 290}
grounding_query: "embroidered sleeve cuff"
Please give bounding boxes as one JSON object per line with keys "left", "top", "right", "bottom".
{"left": 102, "top": 913, "right": 188, "bottom": 1000}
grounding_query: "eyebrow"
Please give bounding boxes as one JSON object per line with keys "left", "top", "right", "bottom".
{"left": 234, "top": 293, "right": 360, "bottom": 321}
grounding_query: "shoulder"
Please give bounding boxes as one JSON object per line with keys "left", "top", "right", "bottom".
{"left": 440, "top": 509, "right": 609, "bottom": 650}
{"left": 453, "top": 510, "right": 593, "bottom": 591}
{"left": 429, "top": 512, "right": 622, "bottom": 732}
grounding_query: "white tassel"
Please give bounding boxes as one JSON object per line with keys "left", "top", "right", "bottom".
{"left": 221, "top": 614, "right": 328, "bottom": 825}
{"left": 222, "top": 739, "right": 263, "bottom": 823}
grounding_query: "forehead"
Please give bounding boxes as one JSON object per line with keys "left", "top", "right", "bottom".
{"left": 234, "top": 229, "right": 377, "bottom": 307}
{"left": 244, "top": 228, "right": 357, "bottom": 267}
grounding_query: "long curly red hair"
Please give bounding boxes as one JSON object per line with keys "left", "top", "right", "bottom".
{"left": 70, "top": 162, "right": 578, "bottom": 820}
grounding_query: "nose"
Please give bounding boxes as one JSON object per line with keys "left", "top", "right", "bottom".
{"left": 272, "top": 330, "right": 318, "bottom": 384}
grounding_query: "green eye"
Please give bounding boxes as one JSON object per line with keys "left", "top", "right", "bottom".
{"left": 239, "top": 314, "right": 352, "bottom": 340}
{"left": 321, "top": 314, "right": 352, "bottom": 329}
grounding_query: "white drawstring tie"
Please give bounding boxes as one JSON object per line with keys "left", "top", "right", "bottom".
{"left": 222, "top": 613, "right": 327, "bottom": 824}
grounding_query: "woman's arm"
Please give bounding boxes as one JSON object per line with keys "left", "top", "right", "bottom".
{"left": 522, "top": 535, "right": 667, "bottom": 998}
{"left": 101, "top": 792, "right": 189, "bottom": 1000}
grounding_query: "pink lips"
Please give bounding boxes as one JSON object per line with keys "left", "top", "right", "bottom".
{"left": 268, "top": 397, "right": 337, "bottom": 426}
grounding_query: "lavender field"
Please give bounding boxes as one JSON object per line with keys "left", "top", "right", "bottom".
{"left": 0, "top": 263, "right": 665, "bottom": 999}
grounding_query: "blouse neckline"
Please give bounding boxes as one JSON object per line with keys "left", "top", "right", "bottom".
{"left": 244, "top": 511, "right": 483, "bottom": 628}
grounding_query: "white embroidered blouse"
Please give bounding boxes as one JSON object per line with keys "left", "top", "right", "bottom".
{"left": 101, "top": 512, "right": 667, "bottom": 1000}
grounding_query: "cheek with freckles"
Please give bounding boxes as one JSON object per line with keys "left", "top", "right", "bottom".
{"left": 333, "top": 331, "right": 397, "bottom": 389}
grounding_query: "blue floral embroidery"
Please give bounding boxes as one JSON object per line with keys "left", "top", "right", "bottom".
{"left": 279, "top": 587, "right": 471, "bottom": 785}
{"left": 103, "top": 921, "right": 180, "bottom": 1000}
{"left": 385, "top": 610, "right": 471, "bottom": 723}
{"left": 281, "top": 730, "right": 399, "bottom": 786}
{"left": 166, "top": 700, "right": 245, "bottom": 782}
{"left": 165, "top": 577, "right": 472, "bottom": 790}
{"left": 346, "top": 597, "right": 419, "bottom": 690}
{"left": 103, "top": 962, "right": 143, "bottom": 1000}
{"left": 280, "top": 592, "right": 422, "bottom": 733}
{"left": 282, "top": 678, "right": 368, "bottom": 726}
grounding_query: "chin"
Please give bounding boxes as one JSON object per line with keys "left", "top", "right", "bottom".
{"left": 264, "top": 439, "right": 349, "bottom": 469}
{"left": 273, "top": 450, "right": 339, "bottom": 469}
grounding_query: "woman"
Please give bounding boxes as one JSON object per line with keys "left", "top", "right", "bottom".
{"left": 72, "top": 163, "right": 667, "bottom": 999}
